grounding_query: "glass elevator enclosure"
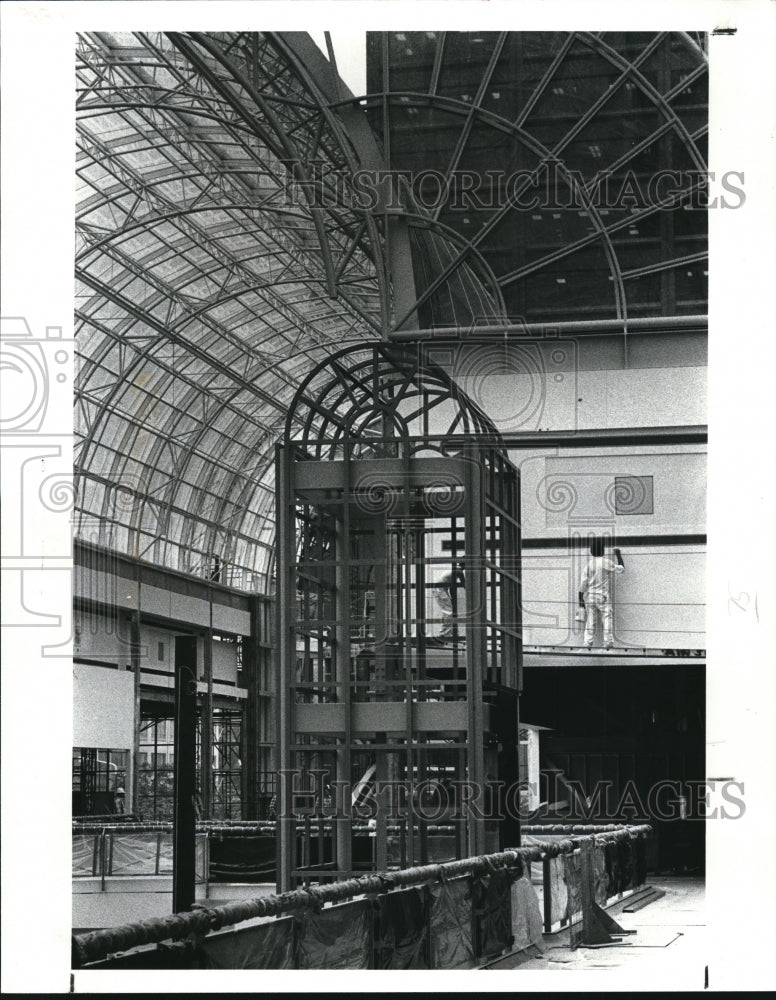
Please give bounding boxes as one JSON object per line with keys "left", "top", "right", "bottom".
{"left": 276, "top": 343, "right": 522, "bottom": 890}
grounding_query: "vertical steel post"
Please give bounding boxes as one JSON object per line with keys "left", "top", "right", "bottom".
{"left": 99, "top": 831, "right": 106, "bottom": 892}
{"left": 335, "top": 488, "right": 353, "bottom": 879}
{"left": 130, "top": 610, "right": 141, "bottom": 817}
{"left": 464, "top": 452, "right": 486, "bottom": 858}
{"left": 202, "top": 626, "right": 213, "bottom": 819}
{"left": 242, "top": 595, "right": 263, "bottom": 820}
{"left": 173, "top": 634, "right": 198, "bottom": 913}
{"left": 276, "top": 445, "right": 295, "bottom": 892}
{"left": 373, "top": 519, "right": 390, "bottom": 872}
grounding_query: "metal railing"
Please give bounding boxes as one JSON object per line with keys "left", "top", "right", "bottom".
{"left": 73, "top": 823, "right": 653, "bottom": 968}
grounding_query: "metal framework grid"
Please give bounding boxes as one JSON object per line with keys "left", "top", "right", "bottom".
{"left": 75, "top": 32, "right": 707, "bottom": 590}
{"left": 368, "top": 30, "right": 708, "bottom": 327}
{"left": 73, "top": 748, "right": 129, "bottom": 816}
{"left": 276, "top": 343, "right": 522, "bottom": 890}
{"left": 135, "top": 709, "right": 243, "bottom": 821}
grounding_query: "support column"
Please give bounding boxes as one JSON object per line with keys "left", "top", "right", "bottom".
{"left": 276, "top": 445, "right": 296, "bottom": 892}
{"left": 465, "top": 454, "right": 486, "bottom": 858}
{"left": 242, "top": 606, "right": 260, "bottom": 820}
{"left": 129, "top": 611, "right": 141, "bottom": 818}
{"left": 173, "top": 635, "right": 198, "bottom": 913}
{"left": 372, "top": 519, "right": 389, "bottom": 871}
{"left": 335, "top": 508, "right": 352, "bottom": 879}
{"left": 201, "top": 627, "right": 213, "bottom": 819}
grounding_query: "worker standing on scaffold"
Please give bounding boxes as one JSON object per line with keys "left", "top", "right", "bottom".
{"left": 577, "top": 539, "right": 624, "bottom": 650}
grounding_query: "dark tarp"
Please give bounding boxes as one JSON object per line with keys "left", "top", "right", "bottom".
{"left": 79, "top": 942, "right": 194, "bottom": 970}
{"left": 473, "top": 867, "right": 513, "bottom": 960}
{"left": 208, "top": 833, "right": 276, "bottom": 882}
{"left": 593, "top": 844, "right": 609, "bottom": 906}
{"left": 197, "top": 916, "right": 295, "bottom": 969}
{"left": 296, "top": 899, "right": 372, "bottom": 970}
{"left": 634, "top": 836, "right": 648, "bottom": 887}
{"left": 605, "top": 840, "right": 622, "bottom": 895}
{"left": 617, "top": 837, "right": 635, "bottom": 892}
{"left": 375, "top": 887, "right": 429, "bottom": 969}
{"left": 510, "top": 876, "right": 543, "bottom": 953}
{"left": 428, "top": 876, "right": 474, "bottom": 969}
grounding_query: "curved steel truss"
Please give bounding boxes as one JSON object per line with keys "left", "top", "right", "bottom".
{"left": 284, "top": 341, "right": 502, "bottom": 461}
{"left": 366, "top": 30, "right": 708, "bottom": 327}
{"left": 76, "top": 31, "right": 386, "bottom": 589}
{"left": 75, "top": 31, "right": 707, "bottom": 590}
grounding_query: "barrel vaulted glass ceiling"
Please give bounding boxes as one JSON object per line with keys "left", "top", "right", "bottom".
{"left": 75, "top": 31, "right": 708, "bottom": 593}
{"left": 367, "top": 31, "right": 709, "bottom": 325}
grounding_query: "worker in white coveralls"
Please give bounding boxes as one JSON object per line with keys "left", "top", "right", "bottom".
{"left": 577, "top": 539, "right": 625, "bottom": 650}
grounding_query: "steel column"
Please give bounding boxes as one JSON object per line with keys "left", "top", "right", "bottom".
{"left": 173, "top": 635, "right": 198, "bottom": 913}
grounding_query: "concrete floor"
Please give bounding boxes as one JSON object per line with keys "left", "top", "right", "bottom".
{"left": 486, "top": 875, "right": 706, "bottom": 986}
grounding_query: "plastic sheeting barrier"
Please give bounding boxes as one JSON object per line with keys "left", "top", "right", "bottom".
{"left": 603, "top": 837, "right": 638, "bottom": 896}
{"left": 109, "top": 832, "right": 168, "bottom": 875}
{"left": 545, "top": 854, "right": 568, "bottom": 927}
{"left": 510, "top": 875, "right": 543, "bottom": 952}
{"left": 296, "top": 900, "right": 372, "bottom": 970}
{"left": 473, "top": 867, "right": 513, "bottom": 960}
{"left": 634, "top": 835, "right": 647, "bottom": 887}
{"left": 428, "top": 876, "right": 475, "bottom": 969}
{"left": 562, "top": 850, "right": 584, "bottom": 922}
{"left": 375, "top": 887, "right": 429, "bottom": 969}
{"left": 73, "top": 826, "right": 653, "bottom": 969}
{"left": 75, "top": 831, "right": 205, "bottom": 880}
{"left": 198, "top": 917, "right": 295, "bottom": 970}
{"left": 73, "top": 834, "right": 97, "bottom": 877}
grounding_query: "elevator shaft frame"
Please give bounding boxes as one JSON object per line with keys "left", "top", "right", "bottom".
{"left": 275, "top": 343, "right": 522, "bottom": 892}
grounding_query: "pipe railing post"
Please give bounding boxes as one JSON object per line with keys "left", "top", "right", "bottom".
{"left": 99, "top": 831, "right": 106, "bottom": 892}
